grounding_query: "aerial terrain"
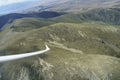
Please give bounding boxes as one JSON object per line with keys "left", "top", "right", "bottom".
{"left": 0, "top": 0, "right": 120, "bottom": 80}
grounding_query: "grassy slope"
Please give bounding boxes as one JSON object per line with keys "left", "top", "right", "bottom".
{"left": 0, "top": 22, "right": 120, "bottom": 80}
{"left": 5, "top": 8, "right": 120, "bottom": 33}
{"left": 0, "top": 8, "right": 120, "bottom": 80}
{"left": 10, "top": 17, "right": 55, "bottom": 32}
{"left": 51, "top": 8, "right": 120, "bottom": 25}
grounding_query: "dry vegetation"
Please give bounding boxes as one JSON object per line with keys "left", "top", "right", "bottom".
{"left": 0, "top": 21, "right": 120, "bottom": 80}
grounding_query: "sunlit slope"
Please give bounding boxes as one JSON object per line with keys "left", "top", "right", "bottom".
{"left": 1, "top": 8, "right": 120, "bottom": 31}
{"left": 52, "top": 8, "right": 120, "bottom": 25}
{"left": 2, "top": 50, "right": 120, "bottom": 80}
{"left": 0, "top": 22, "right": 120, "bottom": 80}
{"left": 2, "top": 8, "right": 119, "bottom": 32}
{"left": 10, "top": 18, "right": 55, "bottom": 31}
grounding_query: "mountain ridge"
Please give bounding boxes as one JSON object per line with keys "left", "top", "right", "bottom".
{"left": 0, "top": 11, "right": 64, "bottom": 29}
{"left": 0, "top": 0, "right": 120, "bottom": 80}
{"left": 23, "top": 0, "right": 120, "bottom": 13}
{"left": 1, "top": 7, "right": 120, "bottom": 30}
{"left": 0, "top": 22, "right": 120, "bottom": 80}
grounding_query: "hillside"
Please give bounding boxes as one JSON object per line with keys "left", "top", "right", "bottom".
{"left": 0, "top": 11, "right": 63, "bottom": 29}
{"left": 0, "top": 22, "right": 120, "bottom": 80}
{"left": 0, "top": 0, "right": 120, "bottom": 80}
{"left": 24, "top": 0, "right": 120, "bottom": 13}
{"left": 52, "top": 8, "right": 120, "bottom": 25}
{"left": 1, "top": 8, "right": 119, "bottom": 32}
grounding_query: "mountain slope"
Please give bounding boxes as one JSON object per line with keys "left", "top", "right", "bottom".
{"left": 0, "top": 22, "right": 120, "bottom": 80}
{"left": 0, "top": 1, "right": 120, "bottom": 80}
{"left": 52, "top": 8, "right": 120, "bottom": 25}
{"left": 0, "top": 11, "right": 64, "bottom": 29}
{"left": 2, "top": 8, "right": 119, "bottom": 31}
{"left": 24, "top": 0, "right": 120, "bottom": 13}
{"left": 10, "top": 18, "right": 55, "bottom": 32}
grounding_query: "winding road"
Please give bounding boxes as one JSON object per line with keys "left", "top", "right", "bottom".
{"left": 0, "top": 45, "right": 50, "bottom": 62}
